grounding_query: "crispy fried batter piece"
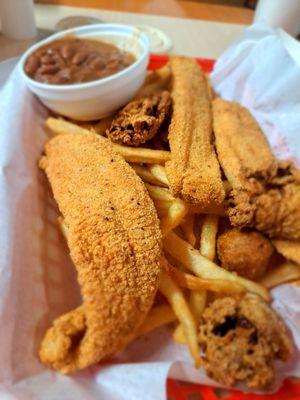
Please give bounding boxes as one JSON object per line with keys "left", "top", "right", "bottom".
{"left": 213, "top": 98, "right": 300, "bottom": 239}
{"left": 107, "top": 91, "right": 171, "bottom": 146}
{"left": 217, "top": 228, "right": 274, "bottom": 279}
{"left": 39, "top": 133, "right": 162, "bottom": 373}
{"left": 165, "top": 56, "right": 225, "bottom": 207}
{"left": 198, "top": 294, "right": 293, "bottom": 389}
{"left": 272, "top": 239, "right": 300, "bottom": 265}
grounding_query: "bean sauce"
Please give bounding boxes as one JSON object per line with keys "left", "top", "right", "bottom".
{"left": 24, "top": 36, "right": 136, "bottom": 85}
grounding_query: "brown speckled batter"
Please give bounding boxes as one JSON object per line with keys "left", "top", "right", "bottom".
{"left": 39, "top": 133, "right": 162, "bottom": 373}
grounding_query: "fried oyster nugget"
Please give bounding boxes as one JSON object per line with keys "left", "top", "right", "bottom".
{"left": 198, "top": 294, "right": 293, "bottom": 389}
{"left": 39, "top": 133, "right": 162, "bottom": 373}
{"left": 107, "top": 91, "right": 171, "bottom": 146}
{"left": 217, "top": 228, "right": 274, "bottom": 280}
{"left": 165, "top": 56, "right": 225, "bottom": 207}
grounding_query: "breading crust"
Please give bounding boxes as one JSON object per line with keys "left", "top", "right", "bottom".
{"left": 165, "top": 56, "right": 225, "bottom": 207}
{"left": 198, "top": 294, "right": 293, "bottom": 389}
{"left": 213, "top": 98, "right": 300, "bottom": 239}
{"left": 107, "top": 91, "right": 171, "bottom": 146}
{"left": 39, "top": 133, "right": 162, "bottom": 373}
{"left": 217, "top": 228, "right": 273, "bottom": 279}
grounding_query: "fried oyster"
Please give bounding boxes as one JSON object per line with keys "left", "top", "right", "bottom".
{"left": 217, "top": 228, "right": 274, "bottom": 279}
{"left": 107, "top": 90, "right": 171, "bottom": 146}
{"left": 198, "top": 294, "right": 293, "bottom": 389}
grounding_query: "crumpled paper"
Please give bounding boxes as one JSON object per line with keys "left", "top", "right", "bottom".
{"left": 0, "top": 23, "right": 300, "bottom": 400}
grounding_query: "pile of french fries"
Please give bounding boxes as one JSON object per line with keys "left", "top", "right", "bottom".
{"left": 46, "top": 116, "right": 300, "bottom": 369}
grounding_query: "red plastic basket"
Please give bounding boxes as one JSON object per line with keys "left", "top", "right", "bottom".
{"left": 148, "top": 53, "right": 300, "bottom": 400}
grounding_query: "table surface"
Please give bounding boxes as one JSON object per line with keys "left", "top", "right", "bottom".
{"left": 35, "top": 0, "right": 254, "bottom": 25}
{"left": 0, "top": 1, "right": 254, "bottom": 63}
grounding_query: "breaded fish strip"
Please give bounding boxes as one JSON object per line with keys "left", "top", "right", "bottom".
{"left": 165, "top": 56, "right": 225, "bottom": 207}
{"left": 213, "top": 98, "right": 300, "bottom": 239}
{"left": 39, "top": 133, "right": 162, "bottom": 373}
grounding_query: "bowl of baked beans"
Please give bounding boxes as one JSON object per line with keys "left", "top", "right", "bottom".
{"left": 20, "top": 24, "right": 149, "bottom": 120}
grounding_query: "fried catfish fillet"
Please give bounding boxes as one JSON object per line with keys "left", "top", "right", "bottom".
{"left": 39, "top": 133, "right": 162, "bottom": 373}
{"left": 165, "top": 56, "right": 225, "bottom": 207}
{"left": 213, "top": 98, "right": 300, "bottom": 239}
{"left": 198, "top": 294, "right": 293, "bottom": 389}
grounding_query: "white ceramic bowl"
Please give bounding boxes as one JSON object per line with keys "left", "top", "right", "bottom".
{"left": 20, "top": 24, "right": 149, "bottom": 121}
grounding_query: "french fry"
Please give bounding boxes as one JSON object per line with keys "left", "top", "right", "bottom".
{"left": 159, "top": 269, "right": 201, "bottom": 367}
{"left": 92, "top": 115, "right": 115, "bottom": 136}
{"left": 200, "top": 214, "right": 219, "bottom": 261}
{"left": 46, "top": 118, "right": 171, "bottom": 164}
{"left": 57, "top": 216, "right": 68, "bottom": 239}
{"left": 131, "top": 164, "right": 164, "bottom": 186}
{"left": 181, "top": 214, "right": 196, "bottom": 247}
{"left": 174, "top": 290, "right": 207, "bottom": 345}
{"left": 167, "top": 263, "right": 245, "bottom": 294}
{"left": 188, "top": 203, "right": 226, "bottom": 217}
{"left": 173, "top": 324, "right": 186, "bottom": 345}
{"left": 152, "top": 199, "right": 173, "bottom": 218}
{"left": 189, "top": 288, "right": 206, "bottom": 343}
{"left": 145, "top": 183, "right": 175, "bottom": 202}
{"left": 112, "top": 144, "right": 170, "bottom": 164}
{"left": 164, "top": 232, "right": 270, "bottom": 301}
{"left": 135, "top": 64, "right": 171, "bottom": 98}
{"left": 259, "top": 262, "right": 300, "bottom": 289}
{"left": 148, "top": 164, "right": 170, "bottom": 187}
{"left": 78, "top": 115, "right": 114, "bottom": 136}
{"left": 160, "top": 199, "right": 189, "bottom": 237}
{"left": 46, "top": 117, "right": 91, "bottom": 136}
{"left": 190, "top": 291, "right": 207, "bottom": 320}
{"left": 136, "top": 305, "right": 176, "bottom": 337}
{"left": 272, "top": 239, "right": 300, "bottom": 265}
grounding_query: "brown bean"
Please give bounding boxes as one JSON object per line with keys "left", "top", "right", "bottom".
{"left": 46, "top": 48, "right": 54, "bottom": 55}
{"left": 52, "top": 52, "right": 65, "bottom": 68}
{"left": 107, "top": 59, "right": 120, "bottom": 70}
{"left": 25, "top": 55, "right": 40, "bottom": 76}
{"left": 40, "top": 55, "right": 55, "bottom": 65}
{"left": 56, "top": 68, "right": 72, "bottom": 82}
{"left": 72, "top": 51, "right": 88, "bottom": 65}
{"left": 39, "top": 64, "right": 60, "bottom": 75}
{"left": 60, "top": 44, "right": 76, "bottom": 60}
{"left": 89, "top": 56, "right": 105, "bottom": 70}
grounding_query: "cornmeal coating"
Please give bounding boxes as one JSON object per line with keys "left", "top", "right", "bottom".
{"left": 213, "top": 98, "right": 300, "bottom": 239}
{"left": 165, "top": 56, "right": 225, "bottom": 206}
{"left": 39, "top": 133, "right": 162, "bottom": 373}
